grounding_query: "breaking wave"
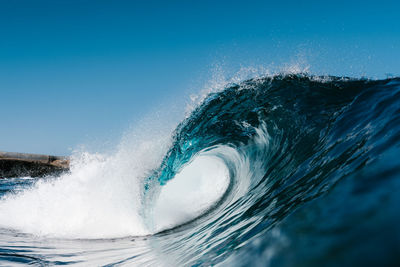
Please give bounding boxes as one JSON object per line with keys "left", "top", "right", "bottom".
{"left": 1, "top": 74, "right": 400, "bottom": 266}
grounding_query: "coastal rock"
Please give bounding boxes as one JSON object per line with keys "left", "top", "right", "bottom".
{"left": 0, "top": 151, "right": 69, "bottom": 178}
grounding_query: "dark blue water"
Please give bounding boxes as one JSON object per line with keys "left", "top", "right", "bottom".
{"left": 1, "top": 74, "right": 400, "bottom": 266}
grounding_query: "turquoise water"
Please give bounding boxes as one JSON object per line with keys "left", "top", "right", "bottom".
{"left": 1, "top": 74, "right": 400, "bottom": 266}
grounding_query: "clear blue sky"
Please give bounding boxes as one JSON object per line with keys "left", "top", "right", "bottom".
{"left": 0, "top": 0, "right": 399, "bottom": 155}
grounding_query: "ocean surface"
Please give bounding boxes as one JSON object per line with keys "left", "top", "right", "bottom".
{"left": 0, "top": 74, "right": 399, "bottom": 266}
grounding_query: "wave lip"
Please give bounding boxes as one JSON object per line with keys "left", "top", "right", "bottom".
{"left": 144, "top": 74, "right": 400, "bottom": 265}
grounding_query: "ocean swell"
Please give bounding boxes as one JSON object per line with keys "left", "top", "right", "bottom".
{"left": 1, "top": 74, "right": 400, "bottom": 266}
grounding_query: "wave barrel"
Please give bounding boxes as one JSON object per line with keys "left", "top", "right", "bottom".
{"left": 0, "top": 151, "right": 69, "bottom": 178}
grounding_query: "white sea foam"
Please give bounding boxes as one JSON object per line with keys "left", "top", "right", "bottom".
{"left": 0, "top": 64, "right": 276, "bottom": 239}
{"left": 153, "top": 155, "right": 230, "bottom": 231}
{"left": 0, "top": 138, "right": 166, "bottom": 238}
{"left": 0, "top": 126, "right": 232, "bottom": 238}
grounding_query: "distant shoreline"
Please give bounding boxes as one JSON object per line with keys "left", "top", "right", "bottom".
{"left": 0, "top": 151, "right": 69, "bottom": 178}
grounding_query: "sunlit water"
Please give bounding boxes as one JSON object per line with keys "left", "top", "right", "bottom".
{"left": 1, "top": 74, "right": 400, "bottom": 266}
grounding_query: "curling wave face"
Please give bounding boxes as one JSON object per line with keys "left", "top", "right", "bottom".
{"left": 1, "top": 74, "right": 400, "bottom": 266}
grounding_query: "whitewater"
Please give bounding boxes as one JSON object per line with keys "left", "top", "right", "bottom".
{"left": 0, "top": 73, "right": 400, "bottom": 266}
